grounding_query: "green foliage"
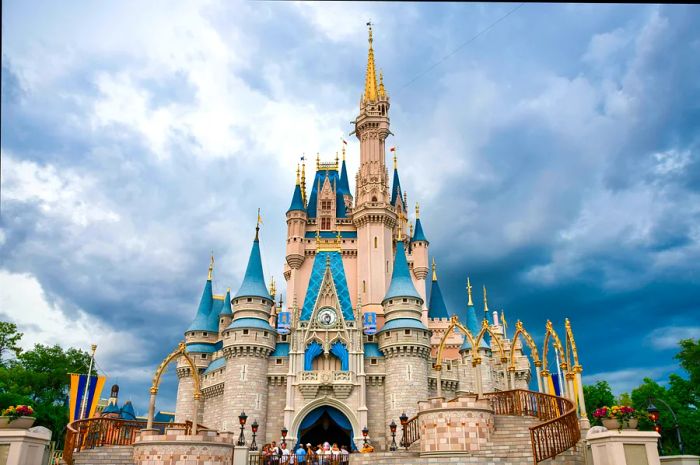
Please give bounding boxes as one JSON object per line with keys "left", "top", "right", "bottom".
{"left": 0, "top": 322, "right": 23, "bottom": 364}
{"left": 0, "top": 322, "right": 91, "bottom": 445}
{"left": 583, "top": 380, "right": 616, "bottom": 423}
{"left": 587, "top": 338, "right": 700, "bottom": 456}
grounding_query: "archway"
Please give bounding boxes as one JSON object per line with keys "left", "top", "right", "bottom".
{"left": 296, "top": 406, "right": 356, "bottom": 451}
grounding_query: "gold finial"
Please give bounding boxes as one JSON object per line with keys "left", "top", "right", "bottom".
{"left": 269, "top": 276, "right": 276, "bottom": 299}
{"left": 483, "top": 285, "right": 489, "bottom": 315}
{"left": 415, "top": 202, "right": 420, "bottom": 219}
{"left": 342, "top": 144, "right": 346, "bottom": 161}
{"left": 378, "top": 70, "right": 386, "bottom": 98}
{"left": 466, "top": 277, "right": 473, "bottom": 306}
{"left": 432, "top": 258, "right": 437, "bottom": 282}
{"left": 301, "top": 160, "right": 307, "bottom": 205}
{"left": 335, "top": 151, "right": 339, "bottom": 166}
{"left": 208, "top": 252, "right": 214, "bottom": 280}
{"left": 364, "top": 21, "right": 378, "bottom": 101}
{"left": 409, "top": 221, "right": 414, "bottom": 238}
{"left": 316, "top": 152, "right": 320, "bottom": 170}
{"left": 393, "top": 152, "right": 397, "bottom": 170}
{"left": 296, "top": 164, "right": 300, "bottom": 185}
{"left": 255, "top": 208, "right": 262, "bottom": 240}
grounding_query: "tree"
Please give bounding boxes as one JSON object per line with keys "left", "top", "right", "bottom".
{"left": 0, "top": 322, "right": 23, "bottom": 364}
{"left": 0, "top": 324, "right": 91, "bottom": 445}
{"left": 676, "top": 339, "right": 699, "bottom": 393}
{"left": 583, "top": 380, "right": 615, "bottom": 422}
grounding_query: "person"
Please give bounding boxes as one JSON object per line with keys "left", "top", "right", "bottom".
{"left": 306, "top": 443, "right": 315, "bottom": 465}
{"left": 360, "top": 441, "right": 374, "bottom": 453}
{"left": 280, "top": 443, "right": 290, "bottom": 464}
{"left": 339, "top": 445, "right": 349, "bottom": 464}
{"left": 261, "top": 444, "right": 271, "bottom": 465}
{"left": 295, "top": 443, "right": 307, "bottom": 465}
{"left": 330, "top": 443, "right": 340, "bottom": 465}
{"left": 271, "top": 441, "right": 280, "bottom": 464}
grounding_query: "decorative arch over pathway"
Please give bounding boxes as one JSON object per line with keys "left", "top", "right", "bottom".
{"left": 509, "top": 320, "right": 542, "bottom": 392}
{"left": 290, "top": 398, "right": 362, "bottom": 449}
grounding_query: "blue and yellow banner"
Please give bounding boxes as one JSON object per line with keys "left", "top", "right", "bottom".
{"left": 277, "top": 311, "right": 291, "bottom": 335}
{"left": 69, "top": 374, "right": 106, "bottom": 421}
{"left": 363, "top": 312, "right": 377, "bottom": 335}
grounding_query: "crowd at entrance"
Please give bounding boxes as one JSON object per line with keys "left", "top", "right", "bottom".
{"left": 260, "top": 441, "right": 355, "bottom": 464}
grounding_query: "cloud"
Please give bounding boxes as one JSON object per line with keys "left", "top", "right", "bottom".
{"left": 646, "top": 326, "right": 700, "bottom": 350}
{"left": 583, "top": 365, "right": 677, "bottom": 396}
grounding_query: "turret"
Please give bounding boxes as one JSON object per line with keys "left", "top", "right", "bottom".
{"left": 286, "top": 165, "right": 307, "bottom": 270}
{"left": 459, "top": 277, "right": 489, "bottom": 353}
{"left": 218, "top": 288, "right": 232, "bottom": 333}
{"left": 338, "top": 146, "right": 352, "bottom": 210}
{"left": 184, "top": 256, "right": 218, "bottom": 348}
{"left": 428, "top": 260, "right": 449, "bottom": 320}
{"left": 222, "top": 222, "right": 275, "bottom": 442}
{"left": 411, "top": 203, "right": 429, "bottom": 280}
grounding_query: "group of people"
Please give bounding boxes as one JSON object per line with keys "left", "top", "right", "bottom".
{"left": 260, "top": 441, "right": 352, "bottom": 464}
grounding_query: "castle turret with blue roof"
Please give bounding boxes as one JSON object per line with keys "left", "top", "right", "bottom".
{"left": 428, "top": 259, "right": 450, "bottom": 320}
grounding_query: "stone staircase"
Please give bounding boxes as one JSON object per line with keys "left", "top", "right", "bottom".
{"left": 71, "top": 446, "right": 134, "bottom": 465}
{"left": 349, "top": 415, "right": 585, "bottom": 465}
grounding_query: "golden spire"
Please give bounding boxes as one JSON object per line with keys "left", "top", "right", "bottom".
{"left": 335, "top": 151, "right": 339, "bottom": 166}
{"left": 316, "top": 152, "right": 320, "bottom": 170}
{"left": 415, "top": 202, "right": 420, "bottom": 219}
{"left": 466, "top": 277, "right": 473, "bottom": 306}
{"left": 301, "top": 160, "right": 307, "bottom": 205}
{"left": 432, "top": 258, "right": 437, "bottom": 282}
{"left": 378, "top": 70, "right": 386, "bottom": 98}
{"left": 483, "top": 285, "right": 489, "bottom": 319}
{"left": 342, "top": 144, "right": 346, "bottom": 161}
{"left": 207, "top": 252, "right": 214, "bottom": 281}
{"left": 255, "top": 208, "right": 262, "bottom": 241}
{"left": 364, "top": 22, "right": 378, "bottom": 101}
{"left": 269, "top": 276, "right": 276, "bottom": 299}
{"left": 393, "top": 152, "right": 397, "bottom": 170}
{"left": 409, "top": 221, "right": 414, "bottom": 238}
{"left": 296, "top": 164, "right": 300, "bottom": 185}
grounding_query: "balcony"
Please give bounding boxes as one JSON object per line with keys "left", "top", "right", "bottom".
{"left": 298, "top": 370, "right": 354, "bottom": 399}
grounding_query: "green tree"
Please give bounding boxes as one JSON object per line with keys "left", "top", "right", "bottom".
{"left": 0, "top": 322, "right": 23, "bottom": 364}
{"left": 0, "top": 323, "right": 91, "bottom": 445}
{"left": 583, "top": 380, "right": 616, "bottom": 423}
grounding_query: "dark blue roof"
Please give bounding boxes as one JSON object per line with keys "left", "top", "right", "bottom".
{"left": 301, "top": 251, "right": 354, "bottom": 321}
{"left": 203, "top": 357, "right": 226, "bottom": 374}
{"left": 234, "top": 237, "right": 270, "bottom": 300}
{"left": 120, "top": 401, "right": 136, "bottom": 420}
{"left": 102, "top": 403, "right": 120, "bottom": 415}
{"left": 271, "top": 342, "right": 290, "bottom": 357}
{"left": 378, "top": 318, "right": 428, "bottom": 333}
{"left": 227, "top": 317, "right": 276, "bottom": 332}
{"left": 460, "top": 304, "right": 489, "bottom": 351}
{"left": 338, "top": 159, "right": 350, "bottom": 195}
{"left": 306, "top": 169, "right": 347, "bottom": 219}
{"left": 428, "top": 278, "right": 449, "bottom": 319}
{"left": 413, "top": 218, "right": 428, "bottom": 243}
{"left": 153, "top": 411, "right": 175, "bottom": 423}
{"left": 363, "top": 343, "right": 384, "bottom": 357}
{"left": 305, "top": 231, "right": 357, "bottom": 239}
{"left": 391, "top": 168, "right": 402, "bottom": 206}
{"left": 287, "top": 184, "right": 305, "bottom": 213}
{"left": 383, "top": 241, "right": 422, "bottom": 302}
{"left": 219, "top": 289, "right": 232, "bottom": 315}
{"left": 186, "top": 278, "right": 216, "bottom": 332}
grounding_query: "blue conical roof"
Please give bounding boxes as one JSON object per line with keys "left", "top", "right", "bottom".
{"left": 287, "top": 184, "right": 305, "bottom": 213}
{"left": 460, "top": 303, "right": 489, "bottom": 351}
{"left": 413, "top": 218, "right": 428, "bottom": 243}
{"left": 383, "top": 241, "right": 422, "bottom": 302}
{"left": 339, "top": 159, "right": 350, "bottom": 195}
{"left": 390, "top": 168, "right": 402, "bottom": 206}
{"left": 234, "top": 233, "right": 270, "bottom": 300}
{"left": 120, "top": 401, "right": 136, "bottom": 420}
{"left": 219, "top": 289, "right": 232, "bottom": 315}
{"left": 186, "top": 277, "right": 215, "bottom": 332}
{"left": 428, "top": 278, "right": 449, "bottom": 319}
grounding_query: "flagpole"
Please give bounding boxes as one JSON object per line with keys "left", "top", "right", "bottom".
{"left": 80, "top": 344, "right": 97, "bottom": 420}
{"left": 554, "top": 347, "right": 566, "bottom": 398}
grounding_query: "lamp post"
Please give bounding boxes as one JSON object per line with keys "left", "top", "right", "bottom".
{"left": 389, "top": 421, "right": 397, "bottom": 451}
{"left": 399, "top": 412, "right": 408, "bottom": 450}
{"left": 250, "top": 420, "right": 258, "bottom": 451}
{"left": 237, "top": 411, "right": 248, "bottom": 446}
{"left": 281, "top": 426, "right": 288, "bottom": 448}
{"left": 647, "top": 398, "right": 684, "bottom": 455}
{"left": 362, "top": 426, "right": 369, "bottom": 446}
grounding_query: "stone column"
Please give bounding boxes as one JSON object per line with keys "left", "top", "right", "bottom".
{"left": 534, "top": 362, "right": 543, "bottom": 393}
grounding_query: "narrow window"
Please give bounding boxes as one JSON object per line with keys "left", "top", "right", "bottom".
{"left": 367, "top": 335, "right": 375, "bottom": 342}
{"left": 371, "top": 359, "right": 378, "bottom": 365}
{"left": 374, "top": 237, "right": 378, "bottom": 248}
{"left": 403, "top": 298, "right": 408, "bottom": 303}
{"left": 201, "top": 354, "right": 207, "bottom": 359}
{"left": 264, "top": 331, "right": 268, "bottom": 337}
{"left": 386, "top": 260, "right": 389, "bottom": 272}
{"left": 362, "top": 280, "right": 366, "bottom": 292}
{"left": 276, "top": 359, "right": 283, "bottom": 365}
{"left": 247, "top": 298, "right": 252, "bottom": 303}
{"left": 405, "top": 330, "right": 411, "bottom": 335}
{"left": 243, "top": 329, "right": 249, "bottom": 335}
{"left": 203, "top": 332, "right": 208, "bottom": 336}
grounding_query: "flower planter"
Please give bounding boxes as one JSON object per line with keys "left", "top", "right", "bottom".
{"left": 602, "top": 418, "right": 638, "bottom": 430}
{"left": 0, "top": 416, "right": 36, "bottom": 429}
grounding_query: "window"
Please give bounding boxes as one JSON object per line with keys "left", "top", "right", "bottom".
{"left": 321, "top": 218, "right": 331, "bottom": 230}
{"left": 385, "top": 332, "right": 391, "bottom": 337}
{"left": 405, "top": 330, "right": 411, "bottom": 335}
{"left": 367, "top": 335, "right": 375, "bottom": 342}
{"left": 386, "top": 260, "right": 389, "bottom": 272}
{"left": 264, "top": 332, "right": 268, "bottom": 337}
{"left": 321, "top": 200, "right": 332, "bottom": 210}
{"left": 374, "top": 237, "right": 378, "bottom": 248}
{"left": 362, "top": 281, "right": 366, "bottom": 292}
{"left": 281, "top": 335, "right": 288, "bottom": 342}
{"left": 203, "top": 332, "right": 208, "bottom": 336}
{"left": 201, "top": 354, "right": 207, "bottom": 359}
{"left": 276, "top": 359, "right": 283, "bottom": 365}
{"left": 243, "top": 329, "right": 249, "bottom": 335}
{"left": 247, "top": 298, "right": 252, "bottom": 303}
{"left": 220, "top": 318, "right": 224, "bottom": 324}
{"left": 403, "top": 298, "right": 407, "bottom": 303}
{"left": 370, "top": 358, "right": 378, "bottom": 365}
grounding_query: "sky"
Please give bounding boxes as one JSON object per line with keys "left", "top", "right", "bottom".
{"left": 1, "top": 2, "right": 699, "bottom": 416}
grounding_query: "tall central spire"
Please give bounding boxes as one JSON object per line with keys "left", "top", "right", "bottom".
{"left": 364, "top": 22, "right": 378, "bottom": 102}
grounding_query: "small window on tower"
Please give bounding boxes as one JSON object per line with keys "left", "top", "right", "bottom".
{"left": 203, "top": 332, "right": 208, "bottom": 337}
{"left": 367, "top": 335, "right": 375, "bottom": 342}
{"left": 276, "top": 359, "right": 283, "bottom": 365}
{"left": 243, "top": 329, "right": 249, "bottom": 335}
{"left": 405, "top": 329, "right": 411, "bottom": 335}
{"left": 374, "top": 237, "right": 378, "bottom": 248}
{"left": 362, "top": 281, "right": 366, "bottom": 292}
{"left": 370, "top": 358, "right": 378, "bottom": 365}
{"left": 247, "top": 298, "right": 252, "bottom": 303}
{"left": 201, "top": 354, "right": 207, "bottom": 359}
{"left": 281, "top": 335, "right": 288, "bottom": 342}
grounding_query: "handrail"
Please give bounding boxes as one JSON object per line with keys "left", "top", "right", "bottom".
{"left": 483, "top": 389, "right": 580, "bottom": 464}
{"left": 62, "top": 417, "right": 199, "bottom": 465}
{"left": 401, "top": 415, "right": 420, "bottom": 449}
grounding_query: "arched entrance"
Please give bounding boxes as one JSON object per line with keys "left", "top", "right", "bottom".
{"left": 296, "top": 406, "right": 356, "bottom": 451}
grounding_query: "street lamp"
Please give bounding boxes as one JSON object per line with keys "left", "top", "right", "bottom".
{"left": 389, "top": 421, "right": 397, "bottom": 451}
{"left": 647, "top": 398, "right": 684, "bottom": 455}
{"left": 250, "top": 420, "right": 259, "bottom": 451}
{"left": 362, "top": 426, "right": 369, "bottom": 446}
{"left": 399, "top": 412, "right": 408, "bottom": 450}
{"left": 237, "top": 411, "right": 248, "bottom": 446}
{"left": 281, "top": 426, "right": 288, "bottom": 448}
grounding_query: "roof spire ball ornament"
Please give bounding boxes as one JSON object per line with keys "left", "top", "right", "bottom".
{"left": 208, "top": 252, "right": 214, "bottom": 281}
{"left": 483, "top": 285, "right": 489, "bottom": 320}
{"left": 432, "top": 258, "right": 437, "bottom": 281}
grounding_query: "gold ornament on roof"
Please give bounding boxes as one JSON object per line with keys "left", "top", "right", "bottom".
{"left": 208, "top": 252, "right": 214, "bottom": 280}
{"left": 466, "top": 277, "right": 473, "bottom": 306}
{"left": 483, "top": 285, "right": 489, "bottom": 312}
{"left": 364, "top": 21, "right": 378, "bottom": 101}
{"left": 432, "top": 258, "right": 437, "bottom": 282}
{"left": 296, "top": 164, "right": 300, "bottom": 185}
{"left": 378, "top": 70, "right": 387, "bottom": 99}
{"left": 415, "top": 202, "right": 420, "bottom": 219}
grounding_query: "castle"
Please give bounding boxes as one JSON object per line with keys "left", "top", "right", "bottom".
{"left": 174, "top": 25, "right": 531, "bottom": 451}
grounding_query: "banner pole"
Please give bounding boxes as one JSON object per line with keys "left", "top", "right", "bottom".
{"left": 79, "top": 344, "right": 98, "bottom": 420}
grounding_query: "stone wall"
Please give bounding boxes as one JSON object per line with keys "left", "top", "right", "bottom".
{"left": 223, "top": 355, "right": 269, "bottom": 439}
{"left": 133, "top": 429, "right": 236, "bottom": 465}
{"left": 175, "top": 367, "right": 194, "bottom": 423}
{"left": 366, "top": 381, "right": 386, "bottom": 450}
{"left": 384, "top": 353, "right": 429, "bottom": 424}
{"left": 203, "top": 387, "right": 224, "bottom": 431}
{"left": 265, "top": 379, "right": 287, "bottom": 444}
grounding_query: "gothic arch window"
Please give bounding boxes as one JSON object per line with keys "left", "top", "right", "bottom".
{"left": 372, "top": 196, "right": 378, "bottom": 202}
{"left": 374, "top": 237, "right": 378, "bottom": 248}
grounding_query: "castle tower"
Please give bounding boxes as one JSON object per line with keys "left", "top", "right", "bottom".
{"left": 221, "top": 225, "right": 276, "bottom": 439}
{"left": 458, "top": 278, "right": 492, "bottom": 395}
{"left": 219, "top": 288, "right": 232, "bottom": 333}
{"left": 285, "top": 167, "right": 308, "bottom": 304}
{"left": 175, "top": 260, "right": 217, "bottom": 423}
{"left": 378, "top": 239, "right": 431, "bottom": 423}
{"left": 411, "top": 203, "right": 430, "bottom": 319}
{"left": 353, "top": 24, "right": 396, "bottom": 315}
